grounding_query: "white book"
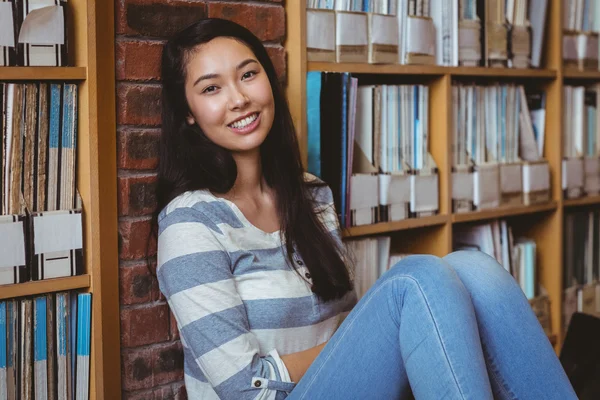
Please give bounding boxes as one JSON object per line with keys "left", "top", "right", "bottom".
{"left": 355, "top": 86, "right": 374, "bottom": 166}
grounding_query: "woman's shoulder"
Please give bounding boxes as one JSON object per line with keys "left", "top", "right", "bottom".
{"left": 157, "top": 189, "right": 217, "bottom": 223}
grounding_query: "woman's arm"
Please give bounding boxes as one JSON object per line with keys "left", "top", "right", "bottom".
{"left": 157, "top": 204, "right": 296, "bottom": 399}
{"left": 280, "top": 341, "right": 328, "bottom": 383}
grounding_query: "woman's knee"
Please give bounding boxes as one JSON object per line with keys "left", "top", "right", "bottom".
{"left": 385, "top": 254, "right": 457, "bottom": 286}
{"left": 443, "top": 250, "right": 520, "bottom": 297}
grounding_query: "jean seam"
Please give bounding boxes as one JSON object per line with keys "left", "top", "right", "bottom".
{"left": 295, "top": 275, "right": 467, "bottom": 400}
{"left": 481, "top": 341, "right": 517, "bottom": 400}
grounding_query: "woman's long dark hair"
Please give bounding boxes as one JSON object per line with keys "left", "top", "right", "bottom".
{"left": 153, "top": 18, "right": 353, "bottom": 302}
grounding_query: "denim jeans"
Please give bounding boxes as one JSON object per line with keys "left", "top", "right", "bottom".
{"left": 286, "top": 251, "right": 577, "bottom": 400}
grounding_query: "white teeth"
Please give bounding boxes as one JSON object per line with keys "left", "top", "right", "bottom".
{"left": 230, "top": 113, "right": 258, "bottom": 129}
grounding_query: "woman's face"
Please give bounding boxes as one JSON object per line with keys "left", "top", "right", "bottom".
{"left": 184, "top": 37, "right": 275, "bottom": 155}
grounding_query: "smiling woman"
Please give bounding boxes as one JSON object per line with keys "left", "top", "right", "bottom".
{"left": 151, "top": 18, "right": 577, "bottom": 400}
{"left": 183, "top": 39, "right": 275, "bottom": 153}
{"left": 153, "top": 18, "right": 355, "bottom": 400}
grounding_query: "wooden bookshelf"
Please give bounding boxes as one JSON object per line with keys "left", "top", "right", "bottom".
{"left": 563, "top": 69, "right": 600, "bottom": 79}
{"left": 343, "top": 214, "right": 449, "bottom": 238}
{"left": 0, "top": 67, "right": 87, "bottom": 80}
{"left": 308, "top": 62, "right": 557, "bottom": 78}
{"left": 0, "top": 2, "right": 120, "bottom": 399}
{"left": 286, "top": 0, "right": 575, "bottom": 353}
{"left": 0, "top": 275, "right": 91, "bottom": 301}
{"left": 452, "top": 202, "right": 558, "bottom": 223}
{"left": 563, "top": 195, "right": 600, "bottom": 207}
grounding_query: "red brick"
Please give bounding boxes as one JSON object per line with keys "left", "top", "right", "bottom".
{"left": 118, "top": 128, "right": 161, "bottom": 171}
{"left": 172, "top": 382, "right": 187, "bottom": 400}
{"left": 118, "top": 0, "right": 208, "bottom": 37}
{"left": 122, "top": 387, "right": 154, "bottom": 400}
{"left": 207, "top": 3, "right": 285, "bottom": 42}
{"left": 118, "top": 174, "right": 158, "bottom": 217}
{"left": 120, "top": 262, "right": 156, "bottom": 305}
{"left": 169, "top": 310, "right": 179, "bottom": 341}
{"left": 117, "top": 84, "right": 162, "bottom": 126}
{"left": 116, "top": 40, "right": 164, "bottom": 81}
{"left": 119, "top": 217, "right": 156, "bottom": 261}
{"left": 265, "top": 45, "right": 286, "bottom": 80}
{"left": 122, "top": 347, "right": 154, "bottom": 391}
{"left": 153, "top": 341, "right": 184, "bottom": 385}
{"left": 121, "top": 303, "right": 170, "bottom": 347}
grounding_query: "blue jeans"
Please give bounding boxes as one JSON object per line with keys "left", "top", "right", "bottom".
{"left": 287, "top": 251, "right": 577, "bottom": 399}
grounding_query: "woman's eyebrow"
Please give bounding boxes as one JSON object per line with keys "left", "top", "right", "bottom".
{"left": 192, "top": 59, "right": 259, "bottom": 87}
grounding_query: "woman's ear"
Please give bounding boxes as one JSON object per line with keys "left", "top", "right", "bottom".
{"left": 186, "top": 115, "right": 195, "bottom": 125}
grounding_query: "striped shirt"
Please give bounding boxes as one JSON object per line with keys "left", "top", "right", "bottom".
{"left": 157, "top": 176, "right": 357, "bottom": 400}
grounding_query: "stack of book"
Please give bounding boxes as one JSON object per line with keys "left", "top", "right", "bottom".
{"left": 563, "top": 211, "right": 600, "bottom": 330}
{"left": 0, "top": 291, "right": 91, "bottom": 400}
{"left": 562, "top": 84, "right": 600, "bottom": 199}
{"left": 307, "top": 71, "right": 439, "bottom": 228}
{"left": 305, "top": 0, "right": 549, "bottom": 68}
{"left": 0, "top": 0, "right": 69, "bottom": 67}
{"left": 454, "top": 219, "right": 552, "bottom": 335}
{"left": 0, "top": 82, "right": 83, "bottom": 286}
{"left": 451, "top": 82, "right": 550, "bottom": 212}
{"left": 344, "top": 235, "right": 410, "bottom": 299}
{"left": 563, "top": 0, "right": 600, "bottom": 70}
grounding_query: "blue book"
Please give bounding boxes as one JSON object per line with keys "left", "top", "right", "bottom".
{"left": 0, "top": 302, "right": 6, "bottom": 399}
{"left": 340, "top": 73, "right": 349, "bottom": 228}
{"left": 307, "top": 72, "right": 322, "bottom": 177}
{"left": 48, "top": 83, "right": 62, "bottom": 212}
{"left": 34, "top": 297, "right": 48, "bottom": 400}
{"left": 60, "top": 83, "right": 78, "bottom": 210}
{"left": 76, "top": 293, "right": 92, "bottom": 400}
{"left": 70, "top": 292, "right": 78, "bottom": 400}
{"left": 6, "top": 300, "right": 16, "bottom": 399}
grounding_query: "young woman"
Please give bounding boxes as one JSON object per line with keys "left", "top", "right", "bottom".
{"left": 155, "top": 18, "right": 576, "bottom": 400}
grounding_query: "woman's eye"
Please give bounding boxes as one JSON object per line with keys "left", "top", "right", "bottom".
{"left": 202, "top": 85, "right": 218, "bottom": 94}
{"left": 242, "top": 70, "right": 257, "bottom": 80}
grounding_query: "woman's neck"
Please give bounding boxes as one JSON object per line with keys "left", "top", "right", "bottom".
{"left": 228, "top": 149, "right": 269, "bottom": 200}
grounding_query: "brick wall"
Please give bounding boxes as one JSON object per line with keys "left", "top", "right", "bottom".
{"left": 114, "top": 1, "right": 287, "bottom": 398}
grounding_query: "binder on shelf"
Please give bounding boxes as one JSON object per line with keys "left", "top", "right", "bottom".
{"left": 349, "top": 173, "right": 379, "bottom": 227}
{"left": 0, "top": 0, "right": 17, "bottom": 66}
{"left": 335, "top": 11, "right": 368, "bottom": 63}
{"left": 562, "top": 157, "right": 584, "bottom": 199}
{"left": 0, "top": 215, "right": 29, "bottom": 286}
{"left": 509, "top": 24, "right": 531, "bottom": 68}
{"left": 31, "top": 207, "right": 83, "bottom": 281}
{"left": 473, "top": 163, "right": 501, "bottom": 210}
{"left": 577, "top": 284, "right": 599, "bottom": 317}
{"left": 404, "top": 16, "right": 435, "bottom": 65}
{"left": 458, "top": 19, "right": 482, "bottom": 67}
{"left": 452, "top": 164, "right": 474, "bottom": 213}
{"left": 306, "top": 8, "right": 336, "bottom": 63}
{"left": 17, "top": 1, "right": 68, "bottom": 66}
{"left": 410, "top": 156, "right": 439, "bottom": 218}
{"left": 378, "top": 172, "right": 410, "bottom": 222}
{"left": 522, "top": 160, "right": 551, "bottom": 205}
{"left": 584, "top": 157, "right": 600, "bottom": 196}
{"left": 563, "top": 31, "right": 579, "bottom": 69}
{"left": 499, "top": 162, "right": 523, "bottom": 206}
{"left": 349, "top": 127, "right": 379, "bottom": 227}
{"left": 367, "top": 12, "right": 398, "bottom": 64}
{"left": 484, "top": 22, "right": 509, "bottom": 67}
{"left": 576, "top": 32, "right": 599, "bottom": 71}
